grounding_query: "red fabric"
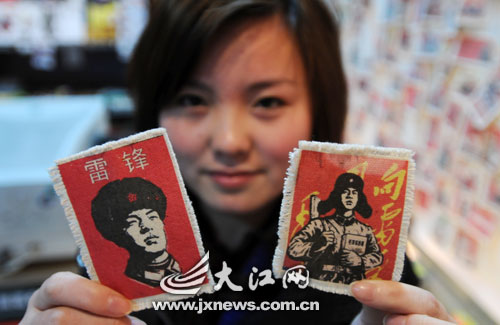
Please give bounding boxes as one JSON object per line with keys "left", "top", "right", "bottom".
{"left": 282, "top": 150, "right": 409, "bottom": 281}
{"left": 58, "top": 135, "right": 202, "bottom": 299}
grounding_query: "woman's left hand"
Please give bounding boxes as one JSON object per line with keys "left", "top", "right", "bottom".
{"left": 350, "top": 280, "right": 456, "bottom": 325}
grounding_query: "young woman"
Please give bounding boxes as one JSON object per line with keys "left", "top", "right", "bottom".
{"left": 21, "top": 1, "right": 455, "bottom": 324}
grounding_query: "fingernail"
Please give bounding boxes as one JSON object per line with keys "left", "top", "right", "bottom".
{"left": 350, "top": 281, "right": 375, "bottom": 302}
{"left": 108, "top": 295, "right": 132, "bottom": 315}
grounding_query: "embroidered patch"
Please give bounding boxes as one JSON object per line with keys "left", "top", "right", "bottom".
{"left": 49, "top": 128, "right": 214, "bottom": 311}
{"left": 273, "top": 141, "right": 415, "bottom": 296}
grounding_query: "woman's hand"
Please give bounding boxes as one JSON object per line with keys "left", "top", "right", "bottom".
{"left": 20, "top": 272, "right": 144, "bottom": 324}
{"left": 351, "top": 280, "right": 455, "bottom": 325}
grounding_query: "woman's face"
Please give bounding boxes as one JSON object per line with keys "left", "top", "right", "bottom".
{"left": 125, "top": 208, "right": 167, "bottom": 253}
{"left": 341, "top": 187, "right": 358, "bottom": 211}
{"left": 160, "top": 15, "right": 312, "bottom": 216}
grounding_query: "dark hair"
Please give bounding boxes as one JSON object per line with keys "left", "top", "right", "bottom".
{"left": 91, "top": 177, "right": 167, "bottom": 247}
{"left": 128, "top": 0, "right": 347, "bottom": 143}
{"left": 318, "top": 173, "right": 372, "bottom": 218}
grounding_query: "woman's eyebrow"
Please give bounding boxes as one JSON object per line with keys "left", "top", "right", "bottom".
{"left": 183, "top": 80, "right": 214, "bottom": 94}
{"left": 247, "top": 79, "right": 297, "bottom": 95}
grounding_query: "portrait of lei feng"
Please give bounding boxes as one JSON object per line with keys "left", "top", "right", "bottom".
{"left": 287, "top": 172, "right": 383, "bottom": 284}
{"left": 91, "top": 177, "right": 181, "bottom": 287}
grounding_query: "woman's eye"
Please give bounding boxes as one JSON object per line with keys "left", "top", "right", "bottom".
{"left": 255, "top": 97, "right": 285, "bottom": 109}
{"left": 148, "top": 215, "right": 159, "bottom": 220}
{"left": 176, "top": 94, "right": 206, "bottom": 107}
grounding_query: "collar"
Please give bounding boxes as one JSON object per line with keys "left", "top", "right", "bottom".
{"left": 332, "top": 212, "right": 357, "bottom": 226}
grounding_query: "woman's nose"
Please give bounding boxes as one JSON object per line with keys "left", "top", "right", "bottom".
{"left": 210, "top": 108, "right": 251, "bottom": 165}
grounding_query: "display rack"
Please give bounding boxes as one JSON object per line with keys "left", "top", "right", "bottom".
{"left": 336, "top": 0, "right": 500, "bottom": 321}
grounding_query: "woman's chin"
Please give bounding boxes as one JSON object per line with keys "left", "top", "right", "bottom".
{"left": 202, "top": 194, "right": 278, "bottom": 221}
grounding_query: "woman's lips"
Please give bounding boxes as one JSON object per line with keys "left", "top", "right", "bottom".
{"left": 204, "top": 170, "right": 262, "bottom": 189}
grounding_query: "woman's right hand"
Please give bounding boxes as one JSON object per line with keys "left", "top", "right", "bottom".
{"left": 20, "top": 272, "right": 143, "bottom": 324}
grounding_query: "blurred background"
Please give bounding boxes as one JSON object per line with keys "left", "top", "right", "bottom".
{"left": 0, "top": 0, "right": 145, "bottom": 323}
{"left": 0, "top": 0, "right": 498, "bottom": 324}
{"left": 338, "top": 1, "right": 500, "bottom": 324}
